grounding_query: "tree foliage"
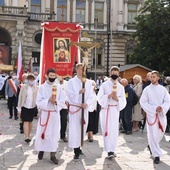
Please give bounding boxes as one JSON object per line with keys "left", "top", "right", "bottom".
{"left": 132, "top": 0, "right": 170, "bottom": 75}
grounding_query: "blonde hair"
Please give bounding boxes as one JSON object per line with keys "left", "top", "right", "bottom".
{"left": 133, "top": 75, "right": 142, "bottom": 84}
{"left": 76, "top": 63, "right": 83, "bottom": 70}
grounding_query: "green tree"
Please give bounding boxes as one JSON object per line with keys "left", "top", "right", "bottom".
{"left": 132, "top": 0, "right": 170, "bottom": 75}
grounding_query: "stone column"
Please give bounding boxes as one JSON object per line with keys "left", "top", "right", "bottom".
{"left": 72, "top": 0, "right": 76, "bottom": 22}
{"left": 117, "top": 0, "right": 123, "bottom": 31}
{"left": 67, "top": 0, "right": 70, "bottom": 22}
{"left": 124, "top": 0, "right": 128, "bottom": 30}
{"left": 85, "top": 0, "right": 88, "bottom": 23}
{"left": 91, "top": 0, "right": 94, "bottom": 29}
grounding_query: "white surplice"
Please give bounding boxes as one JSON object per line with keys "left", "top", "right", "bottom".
{"left": 34, "top": 81, "right": 66, "bottom": 152}
{"left": 140, "top": 84, "right": 170, "bottom": 157}
{"left": 67, "top": 76, "right": 94, "bottom": 148}
{"left": 97, "top": 78, "right": 126, "bottom": 152}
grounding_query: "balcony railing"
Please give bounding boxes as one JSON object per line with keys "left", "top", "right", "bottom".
{"left": 0, "top": 6, "right": 27, "bottom": 16}
{"left": 28, "top": 12, "right": 55, "bottom": 21}
{"left": 0, "top": 6, "right": 55, "bottom": 21}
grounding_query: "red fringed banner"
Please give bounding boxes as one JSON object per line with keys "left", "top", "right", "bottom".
{"left": 39, "top": 22, "right": 82, "bottom": 84}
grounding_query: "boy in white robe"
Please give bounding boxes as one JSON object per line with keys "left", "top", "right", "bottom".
{"left": 140, "top": 70, "right": 170, "bottom": 164}
{"left": 97, "top": 66, "right": 126, "bottom": 158}
{"left": 34, "top": 68, "right": 66, "bottom": 164}
{"left": 67, "top": 63, "right": 94, "bottom": 161}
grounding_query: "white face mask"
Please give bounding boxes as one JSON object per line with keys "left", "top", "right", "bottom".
{"left": 28, "top": 80, "right": 35, "bottom": 86}
{"left": 12, "top": 76, "right": 17, "bottom": 80}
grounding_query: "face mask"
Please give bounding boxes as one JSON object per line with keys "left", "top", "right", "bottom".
{"left": 111, "top": 74, "right": 118, "bottom": 80}
{"left": 49, "top": 77, "right": 55, "bottom": 83}
{"left": 28, "top": 81, "right": 35, "bottom": 86}
{"left": 23, "top": 79, "right": 28, "bottom": 84}
{"left": 12, "top": 76, "right": 17, "bottom": 80}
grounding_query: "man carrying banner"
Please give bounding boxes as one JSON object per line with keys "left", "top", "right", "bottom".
{"left": 34, "top": 68, "right": 66, "bottom": 164}
{"left": 5, "top": 71, "right": 20, "bottom": 120}
{"left": 67, "top": 63, "right": 94, "bottom": 161}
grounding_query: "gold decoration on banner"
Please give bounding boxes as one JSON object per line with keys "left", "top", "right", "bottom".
{"left": 44, "top": 27, "right": 80, "bottom": 33}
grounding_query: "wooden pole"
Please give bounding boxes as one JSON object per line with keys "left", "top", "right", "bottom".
{"left": 81, "top": 67, "right": 86, "bottom": 146}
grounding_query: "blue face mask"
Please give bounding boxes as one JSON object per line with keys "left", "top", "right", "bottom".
{"left": 28, "top": 80, "right": 35, "bottom": 86}
{"left": 23, "top": 79, "right": 28, "bottom": 84}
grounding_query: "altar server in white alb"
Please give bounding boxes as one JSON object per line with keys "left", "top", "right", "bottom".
{"left": 67, "top": 63, "right": 94, "bottom": 161}
{"left": 34, "top": 68, "right": 66, "bottom": 164}
{"left": 97, "top": 66, "right": 126, "bottom": 158}
{"left": 140, "top": 70, "right": 170, "bottom": 164}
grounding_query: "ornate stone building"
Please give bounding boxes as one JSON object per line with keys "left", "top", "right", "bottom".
{"left": 0, "top": 0, "right": 144, "bottom": 77}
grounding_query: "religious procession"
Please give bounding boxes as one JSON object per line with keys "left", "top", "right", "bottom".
{"left": 1, "top": 1, "right": 170, "bottom": 168}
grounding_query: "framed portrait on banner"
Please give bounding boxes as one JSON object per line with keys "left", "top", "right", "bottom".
{"left": 53, "top": 38, "right": 70, "bottom": 63}
{"left": 0, "top": 46, "right": 9, "bottom": 65}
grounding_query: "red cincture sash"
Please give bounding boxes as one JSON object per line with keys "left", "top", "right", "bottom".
{"left": 101, "top": 104, "right": 117, "bottom": 137}
{"left": 68, "top": 104, "right": 86, "bottom": 125}
{"left": 8, "top": 79, "right": 17, "bottom": 96}
{"left": 146, "top": 113, "right": 164, "bottom": 132}
{"left": 40, "top": 110, "right": 56, "bottom": 139}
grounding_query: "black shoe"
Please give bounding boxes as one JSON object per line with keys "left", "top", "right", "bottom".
{"left": 9, "top": 116, "right": 12, "bottom": 119}
{"left": 20, "top": 130, "right": 24, "bottom": 134}
{"left": 38, "top": 151, "right": 44, "bottom": 160}
{"left": 126, "top": 131, "right": 132, "bottom": 135}
{"left": 73, "top": 154, "right": 79, "bottom": 161}
{"left": 108, "top": 152, "right": 114, "bottom": 158}
{"left": 50, "top": 156, "right": 59, "bottom": 164}
{"left": 25, "top": 139, "right": 31, "bottom": 143}
{"left": 147, "top": 145, "right": 152, "bottom": 155}
{"left": 154, "top": 157, "right": 160, "bottom": 164}
{"left": 15, "top": 116, "right": 18, "bottom": 120}
{"left": 120, "top": 130, "right": 127, "bottom": 133}
{"left": 61, "top": 137, "right": 68, "bottom": 142}
{"left": 88, "top": 138, "right": 93, "bottom": 142}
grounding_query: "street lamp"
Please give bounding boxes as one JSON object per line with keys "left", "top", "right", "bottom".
{"left": 94, "top": 14, "right": 98, "bottom": 81}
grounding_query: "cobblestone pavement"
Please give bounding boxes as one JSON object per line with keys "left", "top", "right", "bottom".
{"left": 0, "top": 99, "right": 170, "bottom": 170}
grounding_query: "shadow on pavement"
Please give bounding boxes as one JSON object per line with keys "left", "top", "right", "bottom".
{"left": 103, "top": 157, "right": 122, "bottom": 170}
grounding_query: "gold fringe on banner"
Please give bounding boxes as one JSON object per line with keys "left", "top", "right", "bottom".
{"left": 44, "top": 27, "right": 80, "bottom": 33}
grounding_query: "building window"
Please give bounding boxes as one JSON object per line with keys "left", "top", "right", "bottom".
{"left": 34, "top": 32, "right": 42, "bottom": 45}
{"left": 76, "top": 0, "right": 85, "bottom": 23}
{"left": 126, "top": 48, "right": 134, "bottom": 64}
{"left": 0, "top": 0, "right": 4, "bottom": 6}
{"left": 94, "top": 2, "right": 104, "bottom": 24}
{"left": 128, "top": 2, "right": 138, "bottom": 24}
{"left": 93, "top": 48, "right": 103, "bottom": 66}
{"left": 31, "top": 0, "right": 41, "bottom": 13}
{"left": 57, "top": 0, "right": 67, "bottom": 21}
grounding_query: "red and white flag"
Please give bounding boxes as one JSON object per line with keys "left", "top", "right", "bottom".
{"left": 16, "top": 41, "right": 23, "bottom": 81}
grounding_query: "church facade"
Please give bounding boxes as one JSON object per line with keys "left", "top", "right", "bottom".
{"left": 0, "top": 0, "right": 144, "bottom": 77}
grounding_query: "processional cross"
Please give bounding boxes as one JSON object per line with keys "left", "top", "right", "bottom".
{"left": 59, "top": 4, "right": 66, "bottom": 22}
{"left": 70, "top": 31, "right": 101, "bottom": 146}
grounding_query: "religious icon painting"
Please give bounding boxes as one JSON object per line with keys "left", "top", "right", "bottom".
{"left": 53, "top": 38, "right": 70, "bottom": 63}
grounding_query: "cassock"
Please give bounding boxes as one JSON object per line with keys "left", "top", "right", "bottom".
{"left": 140, "top": 84, "right": 170, "bottom": 157}
{"left": 34, "top": 81, "right": 66, "bottom": 152}
{"left": 97, "top": 78, "right": 126, "bottom": 152}
{"left": 67, "top": 76, "right": 94, "bottom": 148}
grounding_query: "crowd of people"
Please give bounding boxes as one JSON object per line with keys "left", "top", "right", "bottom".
{"left": 0, "top": 64, "right": 170, "bottom": 165}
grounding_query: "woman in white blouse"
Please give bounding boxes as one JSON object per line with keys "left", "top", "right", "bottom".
{"left": 18, "top": 74, "right": 38, "bottom": 143}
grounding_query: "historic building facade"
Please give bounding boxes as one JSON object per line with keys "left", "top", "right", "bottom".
{"left": 0, "top": 0, "right": 144, "bottom": 77}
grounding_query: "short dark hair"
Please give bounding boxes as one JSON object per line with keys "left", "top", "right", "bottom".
{"left": 46, "top": 68, "right": 56, "bottom": 75}
{"left": 110, "top": 66, "right": 120, "bottom": 73}
{"left": 27, "top": 74, "right": 35, "bottom": 80}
